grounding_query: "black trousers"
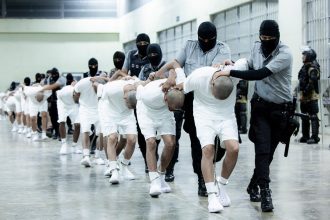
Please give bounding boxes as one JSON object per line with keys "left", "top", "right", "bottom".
{"left": 235, "top": 102, "right": 247, "bottom": 132}
{"left": 48, "top": 101, "right": 59, "bottom": 136}
{"left": 248, "top": 95, "right": 285, "bottom": 188}
{"left": 182, "top": 92, "right": 203, "bottom": 177}
{"left": 300, "top": 100, "right": 319, "bottom": 138}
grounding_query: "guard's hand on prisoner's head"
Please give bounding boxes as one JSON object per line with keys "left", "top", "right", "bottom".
{"left": 212, "top": 70, "right": 230, "bottom": 82}
{"left": 122, "top": 75, "right": 135, "bottom": 81}
{"left": 161, "top": 78, "right": 176, "bottom": 93}
{"left": 174, "top": 83, "right": 184, "bottom": 91}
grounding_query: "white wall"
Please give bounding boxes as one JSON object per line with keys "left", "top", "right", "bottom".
{"left": 120, "top": 0, "right": 303, "bottom": 86}
{"left": 0, "top": 19, "right": 121, "bottom": 91}
{"left": 278, "top": 0, "right": 303, "bottom": 86}
{"left": 120, "top": 0, "right": 252, "bottom": 43}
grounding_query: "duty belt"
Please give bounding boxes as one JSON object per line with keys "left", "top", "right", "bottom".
{"left": 252, "top": 93, "right": 289, "bottom": 110}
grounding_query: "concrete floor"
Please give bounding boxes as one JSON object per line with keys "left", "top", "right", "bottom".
{"left": 0, "top": 120, "right": 330, "bottom": 220}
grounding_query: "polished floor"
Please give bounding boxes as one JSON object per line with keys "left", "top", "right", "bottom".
{"left": 0, "top": 120, "right": 330, "bottom": 220}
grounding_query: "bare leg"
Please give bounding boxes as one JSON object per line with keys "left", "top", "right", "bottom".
{"left": 123, "top": 134, "right": 136, "bottom": 160}
{"left": 82, "top": 132, "right": 90, "bottom": 150}
{"left": 41, "top": 111, "right": 47, "bottom": 132}
{"left": 16, "top": 112, "right": 22, "bottom": 126}
{"left": 201, "top": 145, "right": 215, "bottom": 183}
{"left": 73, "top": 123, "right": 80, "bottom": 143}
{"left": 31, "top": 116, "right": 37, "bottom": 132}
{"left": 146, "top": 137, "right": 157, "bottom": 172}
{"left": 107, "top": 133, "right": 118, "bottom": 161}
{"left": 116, "top": 135, "right": 127, "bottom": 156}
{"left": 26, "top": 115, "right": 31, "bottom": 128}
{"left": 221, "top": 140, "right": 239, "bottom": 179}
{"left": 159, "top": 135, "right": 175, "bottom": 172}
{"left": 9, "top": 112, "right": 15, "bottom": 124}
{"left": 59, "top": 122, "right": 66, "bottom": 140}
{"left": 97, "top": 133, "right": 104, "bottom": 151}
{"left": 103, "top": 136, "right": 108, "bottom": 159}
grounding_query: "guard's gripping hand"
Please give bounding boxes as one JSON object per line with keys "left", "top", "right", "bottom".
{"left": 161, "top": 78, "right": 176, "bottom": 93}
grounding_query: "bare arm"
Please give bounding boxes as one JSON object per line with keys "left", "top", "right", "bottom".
{"left": 73, "top": 91, "right": 80, "bottom": 103}
{"left": 155, "top": 60, "right": 181, "bottom": 79}
{"left": 109, "top": 69, "right": 128, "bottom": 81}
{"left": 41, "top": 83, "right": 60, "bottom": 91}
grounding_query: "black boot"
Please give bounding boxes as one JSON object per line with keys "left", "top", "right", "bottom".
{"left": 307, "top": 115, "right": 320, "bottom": 144}
{"left": 299, "top": 136, "right": 309, "bottom": 143}
{"left": 198, "top": 176, "right": 208, "bottom": 197}
{"left": 307, "top": 136, "right": 320, "bottom": 144}
{"left": 260, "top": 188, "right": 274, "bottom": 212}
{"left": 300, "top": 117, "right": 310, "bottom": 143}
{"left": 247, "top": 185, "right": 261, "bottom": 202}
{"left": 165, "top": 169, "right": 175, "bottom": 182}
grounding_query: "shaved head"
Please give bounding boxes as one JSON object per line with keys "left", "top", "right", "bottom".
{"left": 212, "top": 76, "right": 233, "bottom": 100}
{"left": 35, "top": 91, "right": 44, "bottom": 102}
{"left": 165, "top": 89, "right": 185, "bottom": 111}
{"left": 126, "top": 90, "right": 137, "bottom": 109}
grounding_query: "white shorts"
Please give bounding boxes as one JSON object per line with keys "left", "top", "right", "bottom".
{"left": 23, "top": 99, "right": 30, "bottom": 115}
{"left": 79, "top": 107, "right": 100, "bottom": 134}
{"left": 103, "top": 113, "right": 137, "bottom": 137}
{"left": 137, "top": 102, "right": 175, "bottom": 140}
{"left": 194, "top": 115, "right": 238, "bottom": 149}
{"left": 15, "top": 99, "right": 22, "bottom": 113}
{"left": 29, "top": 101, "right": 48, "bottom": 117}
{"left": 98, "top": 99, "right": 110, "bottom": 135}
{"left": 6, "top": 97, "right": 16, "bottom": 112}
{"left": 57, "top": 100, "right": 79, "bottom": 124}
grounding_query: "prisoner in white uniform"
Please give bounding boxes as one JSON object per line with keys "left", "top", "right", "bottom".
{"left": 136, "top": 75, "right": 184, "bottom": 197}
{"left": 24, "top": 85, "right": 51, "bottom": 141}
{"left": 179, "top": 59, "right": 248, "bottom": 212}
{"left": 101, "top": 79, "right": 138, "bottom": 184}
{"left": 57, "top": 84, "right": 81, "bottom": 155}
{"left": 73, "top": 77, "right": 100, "bottom": 167}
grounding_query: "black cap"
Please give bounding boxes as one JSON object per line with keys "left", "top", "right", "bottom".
{"left": 259, "top": 20, "right": 280, "bottom": 38}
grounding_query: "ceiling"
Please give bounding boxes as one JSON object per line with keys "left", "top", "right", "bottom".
{"left": 1, "top": 0, "right": 118, "bottom": 18}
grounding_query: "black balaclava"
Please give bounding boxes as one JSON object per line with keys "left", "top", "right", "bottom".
{"left": 113, "top": 51, "right": 125, "bottom": 69}
{"left": 147, "top": 43, "right": 162, "bottom": 68}
{"left": 51, "top": 67, "right": 60, "bottom": 82}
{"left": 198, "top": 22, "right": 217, "bottom": 53}
{"left": 9, "top": 81, "right": 17, "bottom": 91}
{"left": 136, "top": 33, "right": 150, "bottom": 57}
{"left": 35, "top": 73, "right": 42, "bottom": 83}
{"left": 66, "top": 73, "right": 74, "bottom": 85}
{"left": 24, "top": 77, "right": 31, "bottom": 86}
{"left": 259, "top": 20, "right": 280, "bottom": 57}
{"left": 88, "top": 58, "right": 98, "bottom": 76}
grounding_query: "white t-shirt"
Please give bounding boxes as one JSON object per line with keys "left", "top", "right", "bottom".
{"left": 57, "top": 85, "right": 75, "bottom": 106}
{"left": 184, "top": 66, "right": 239, "bottom": 120}
{"left": 102, "top": 79, "right": 136, "bottom": 118}
{"left": 136, "top": 79, "right": 172, "bottom": 119}
{"left": 74, "top": 77, "right": 98, "bottom": 110}
{"left": 24, "top": 85, "right": 51, "bottom": 105}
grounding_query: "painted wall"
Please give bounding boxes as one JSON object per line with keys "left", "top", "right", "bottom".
{"left": 0, "top": 19, "right": 121, "bottom": 91}
{"left": 119, "top": 0, "right": 252, "bottom": 43}
{"left": 0, "top": 0, "right": 304, "bottom": 91}
{"left": 120, "top": 0, "right": 303, "bottom": 86}
{"left": 278, "top": 0, "right": 303, "bottom": 86}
